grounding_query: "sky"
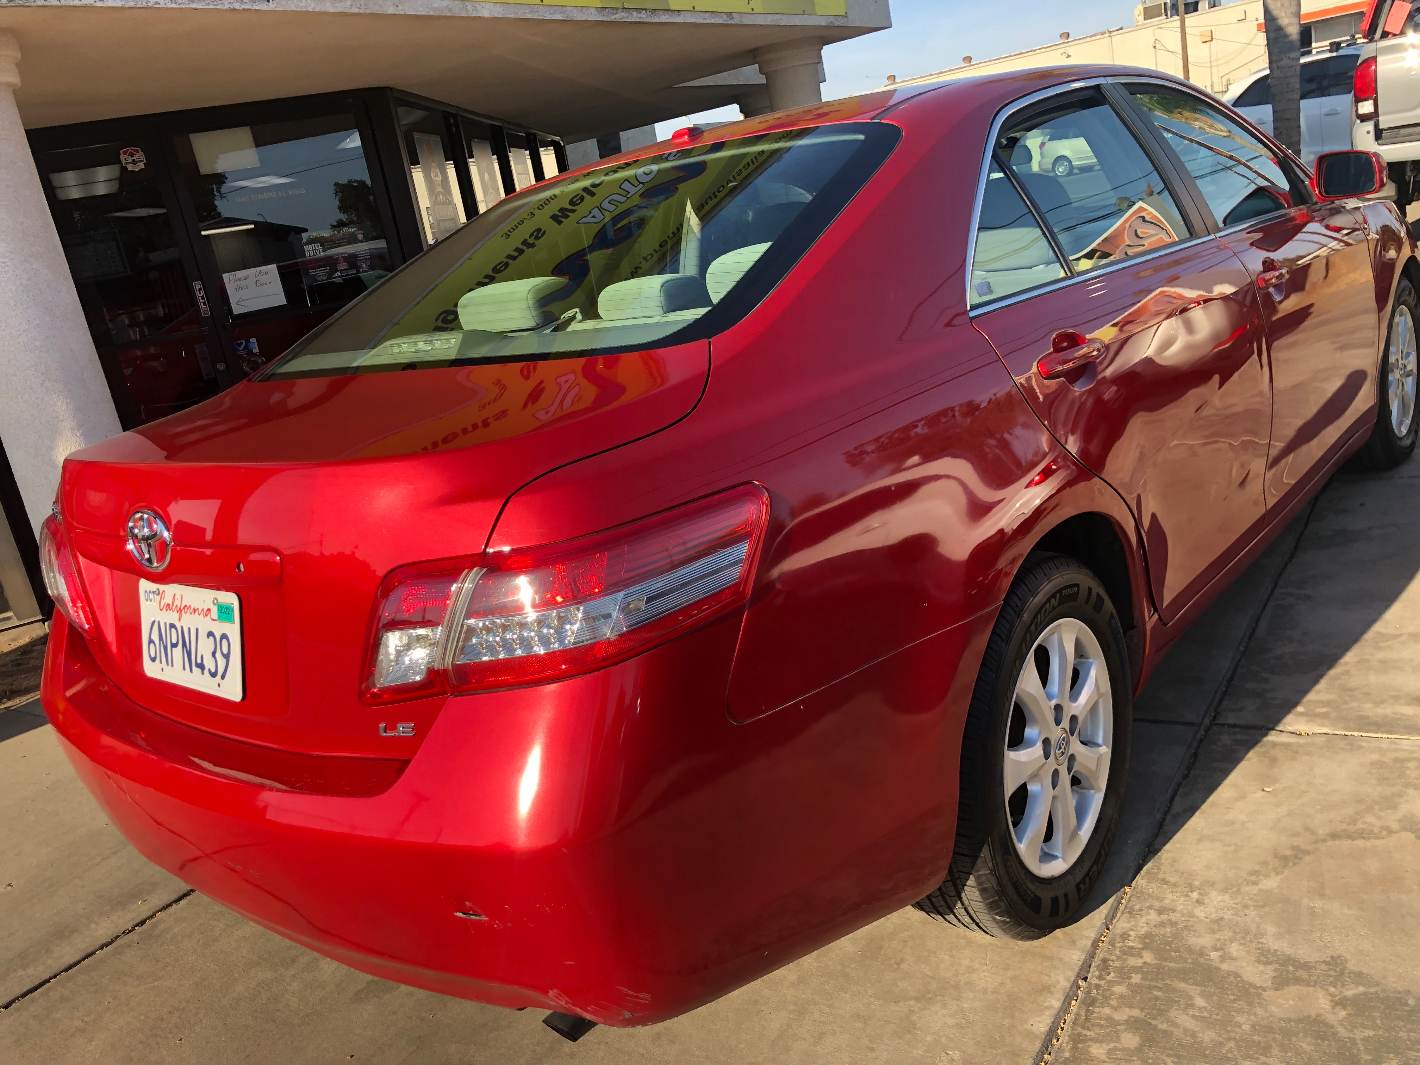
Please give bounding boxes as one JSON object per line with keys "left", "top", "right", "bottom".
{"left": 655, "top": 0, "right": 1161, "bottom": 139}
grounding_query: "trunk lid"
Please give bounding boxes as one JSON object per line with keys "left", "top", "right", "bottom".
{"left": 62, "top": 346, "right": 707, "bottom": 757}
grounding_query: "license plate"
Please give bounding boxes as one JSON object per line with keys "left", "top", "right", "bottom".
{"left": 138, "top": 580, "right": 244, "bottom": 701}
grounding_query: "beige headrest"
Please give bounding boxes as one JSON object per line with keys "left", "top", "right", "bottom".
{"left": 597, "top": 275, "right": 711, "bottom": 321}
{"left": 457, "top": 277, "right": 562, "bottom": 332}
{"left": 706, "top": 244, "right": 772, "bottom": 303}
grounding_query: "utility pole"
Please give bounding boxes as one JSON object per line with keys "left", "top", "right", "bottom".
{"left": 1178, "top": 0, "right": 1191, "bottom": 81}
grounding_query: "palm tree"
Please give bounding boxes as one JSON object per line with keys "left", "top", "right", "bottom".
{"left": 1263, "top": 0, "right": 1303, "bottom": 156}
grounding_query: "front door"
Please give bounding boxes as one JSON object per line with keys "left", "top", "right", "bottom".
{"left": 969, "top": 87, "right": 1272, "bottom": 624}
{"left": 35, "top": 139, "right": 231, "bottom": 428}
{"left": 1124, "top": 85, "right": 1380, "bottom": 507}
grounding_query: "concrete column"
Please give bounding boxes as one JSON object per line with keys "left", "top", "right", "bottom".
{"left": 0, "top": 33, "right": 122, "bottom": 534}
{"left": 563, "top": 138, "right": 600, "bottom": 170}
{"left": 754, "top": 40, "right": 824, "bottom": 112}
{"left": 735, "top": 87, "right": 774, "bottom": 119}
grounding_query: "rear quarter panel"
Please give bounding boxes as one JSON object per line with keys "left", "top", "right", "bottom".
{"left": 477, "top": 87, "right": 1154, "bottom": 993}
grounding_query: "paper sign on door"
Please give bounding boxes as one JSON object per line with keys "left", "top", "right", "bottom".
{"left": 222, "top": 264, "right": 286, "bottom": 313}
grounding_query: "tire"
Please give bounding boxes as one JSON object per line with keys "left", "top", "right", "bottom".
{"left": 1348, "top": 277, "right": 1419, "bottom": 471}
{"left": 916, "top": 554, "right": 1132, "bottom": 939}
{"left": 1052, "top": 156, "right": 1074, "bottom": 178}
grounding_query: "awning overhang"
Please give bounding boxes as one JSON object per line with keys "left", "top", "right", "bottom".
{"left": 0, "top": 0, "right": 890, "bottom": 139}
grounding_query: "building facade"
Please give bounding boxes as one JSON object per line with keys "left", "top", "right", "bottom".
{"left": 894, "top": 0, "right": 1365, "bottom": 98}
{"left": 0, "top": 0, "right": 890, "bottom": 631}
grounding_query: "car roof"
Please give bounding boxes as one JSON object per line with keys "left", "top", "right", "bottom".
{"left": 565, "top": 63, "right": 1192, "bottom": 181}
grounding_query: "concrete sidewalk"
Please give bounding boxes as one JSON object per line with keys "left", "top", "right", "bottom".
{"left": 1054, "top": 461, "right": 1420, "bottom": 1064}
{"left": 0, "top": 463, "right": 1414, "bottom": 1064}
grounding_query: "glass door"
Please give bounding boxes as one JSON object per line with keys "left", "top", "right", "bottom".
{"left": 173, "top": 110, "right": 394, "bottom": 374}
{"left": 36, "top": 139, "right": 229, "bottom": 428}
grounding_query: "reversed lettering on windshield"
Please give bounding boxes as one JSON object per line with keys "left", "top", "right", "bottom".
{"left": 575, "top": 164, "right": 660, "bottom": 225}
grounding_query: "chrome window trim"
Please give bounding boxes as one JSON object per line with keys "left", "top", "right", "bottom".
{"left": 968, "top": 232, "right": 1218, "bottom": 318}
{"left": 962, "top": 72, "right": 1297, "bottom": 317}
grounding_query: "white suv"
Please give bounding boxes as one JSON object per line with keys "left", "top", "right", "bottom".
{"left": 1225, "top": 45, "right": 1360, "bottom": 167}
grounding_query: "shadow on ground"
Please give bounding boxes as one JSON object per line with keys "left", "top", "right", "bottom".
{"left": 1075, "top": 459, "right": 1420, "bottom": 921}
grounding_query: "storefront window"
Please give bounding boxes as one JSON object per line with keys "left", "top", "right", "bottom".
{"left": 37, "top": 141, "right": 221, "bottom": 424}
{"left": 398, "top": 106, "right": 468, "bottom": 246}
{"left": 176, "top": 115, "right": 392, "bottom": 320}
{"left": 506, "top": 132, "right": 536, "bottom": 190}
{"left": 539, "top": 143, "right": 561, "bottom": 178}
{"left": 463, "top": 119, "right": 507, "bottom": 213}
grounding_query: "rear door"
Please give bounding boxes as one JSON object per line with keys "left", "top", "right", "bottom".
{"left": 1125, "top": 83, "right": 1379, "bottom": 507}
{"left": 969, "top": 85, "right": 1272, "bottom": 623}
{"left": 1371, "top": 0, "right": 1420, "bottom": 140}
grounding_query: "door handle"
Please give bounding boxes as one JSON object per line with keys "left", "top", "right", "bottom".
{"left": 1257, "top": 257, "right": 1290, "bottom": 298}
{"left": 1037, "top": 330, "right": 1104, "bottom": 380}
{"left": 1323, "top": 108, "right": 1342, "bottom": 115}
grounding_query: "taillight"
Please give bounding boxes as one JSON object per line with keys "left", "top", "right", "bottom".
{"left": 362, "top": 485, "right": 770, "bottom": 703}
{"left": 40, "top": 512, "right": 94, "bottom": 635}
{"left": 1355, "top": 56, "right": 1378, "bottom": 119}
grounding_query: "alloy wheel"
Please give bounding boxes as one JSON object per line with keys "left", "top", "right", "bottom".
{"left": 1003, "top": 618, "right": 1113, "bottom": 878}
{"left": 1389, "top": 303, "right": 1417, "bottom": 438}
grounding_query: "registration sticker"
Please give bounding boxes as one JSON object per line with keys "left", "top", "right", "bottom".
{"left": 138, "top": 580, "right": 244, "bottom": 701}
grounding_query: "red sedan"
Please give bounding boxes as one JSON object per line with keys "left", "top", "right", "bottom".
{"left": 39, "top": 66, "right": 1416, "bottom": 1031}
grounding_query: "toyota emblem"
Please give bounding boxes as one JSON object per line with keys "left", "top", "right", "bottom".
{"left": 126, "top": 509, "right": 172, "bottom": 571}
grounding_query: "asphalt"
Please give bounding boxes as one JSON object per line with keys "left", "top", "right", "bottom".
{"left": 0, "top": 462, "right": 1414, "bottom": 1064}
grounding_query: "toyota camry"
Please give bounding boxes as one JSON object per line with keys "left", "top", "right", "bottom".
{"left": 40, "top": 65, "right": 1416, "bottom": 1029}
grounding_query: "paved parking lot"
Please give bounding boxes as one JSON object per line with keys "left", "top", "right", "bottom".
{"left": 1, "top": 461, "right": 1416, "bottom": 1065}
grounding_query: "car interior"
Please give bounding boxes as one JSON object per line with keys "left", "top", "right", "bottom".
{"left": 970, "top": 93, "right": 1191, "bottom": 306}
{"left": 421, "top": 183, "right": 813, "bottom": 344}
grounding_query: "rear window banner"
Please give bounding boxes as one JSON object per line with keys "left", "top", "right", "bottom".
{"left": 387, "top": 127, "right": 807, "bottom": 340}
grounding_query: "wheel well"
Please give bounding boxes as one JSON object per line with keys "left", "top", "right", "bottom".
{"left": 1029, "top": 513, "right": 1136, "bottom": 638}
{"left": 1401, "top": 255, "right": 1420, "bottom": 297}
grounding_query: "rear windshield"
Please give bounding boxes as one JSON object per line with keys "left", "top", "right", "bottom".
{"left": 258, "top": 123, "right": 899, "bottom": 380}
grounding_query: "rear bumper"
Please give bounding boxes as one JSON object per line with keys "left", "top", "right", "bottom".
{"left": 43, "top": 610, "right": 986, "bottom": 1025}
{"left": 1353, "top": 118, "right": 1420, "bottom": 163}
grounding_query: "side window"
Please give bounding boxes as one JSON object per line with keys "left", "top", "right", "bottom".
{"left": 969, "top": 159, "right": 1067, "bottom": 308}
{"left": 1233, "top": 75, "right": 1271, "bottom": 108}
{"left": 1300, "top": 61, "right": 1330, "bottom": 101}
{"left": 998, "top": 92, "right": 1190, "bottom": 276}
{"left": 1130, "top": 87, "right": 1305, "bottom": 229}
{"left": 1320, "top": 55, "right": 1359, "bottom": 97}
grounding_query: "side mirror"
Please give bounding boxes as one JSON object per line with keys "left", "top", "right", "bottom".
{"left": 1312, "top": 150, "right": 1389, "bottom": 201}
